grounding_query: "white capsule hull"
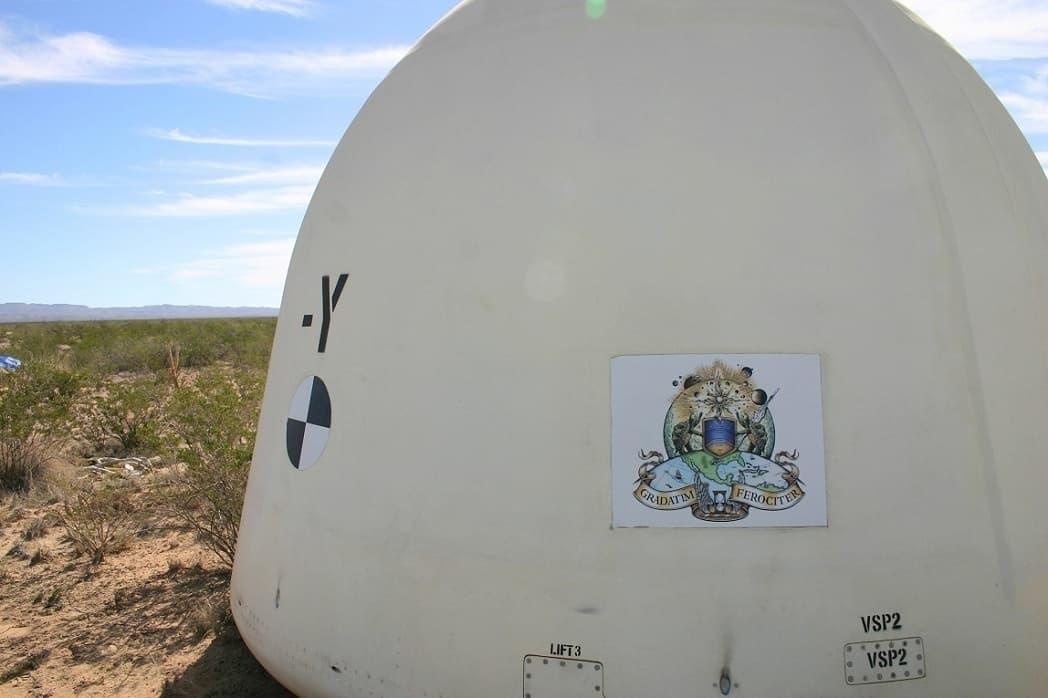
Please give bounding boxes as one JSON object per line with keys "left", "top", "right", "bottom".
{"left": 232, "top": 1, "right": 1048, "bottom": 695}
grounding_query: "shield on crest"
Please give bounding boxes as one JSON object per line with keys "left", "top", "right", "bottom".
{"left": 703, "top": 418, "right": 736, "bottom": 457}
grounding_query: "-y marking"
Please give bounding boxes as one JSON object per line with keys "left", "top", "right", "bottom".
{"left": 303, "top": 273, "right": 348, "bottom": 353}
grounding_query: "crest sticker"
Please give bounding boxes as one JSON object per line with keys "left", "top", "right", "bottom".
{"left": 612, "top": 354, "right": 826, "bottom": 527}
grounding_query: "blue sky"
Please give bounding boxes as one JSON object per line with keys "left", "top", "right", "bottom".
{"left": 1, "top": 0, "right": 1045, "bottom": 309}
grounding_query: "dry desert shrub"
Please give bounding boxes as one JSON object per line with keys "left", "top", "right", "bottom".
{"left": 0, "top": 434, "right": 55, "bottom": 493}
{"left": 58, "top": 483, "right": 138, "bottom": 563}
{"left": 158, "top": 367, "right": 262, "bottom": 568}
{"left": 0, "top": 363, "right": 79, "bottom": 492}
{"left": 158, "top": 462, "right": 247, "bottom": 569}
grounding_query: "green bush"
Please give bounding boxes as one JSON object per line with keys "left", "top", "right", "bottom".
{"left": 160, "top": 366, "right": 264, "bottom": 567}
{"left": 0, "top": 363, "right": 80, "bottom": 491}
{"left": 83, "top": 377, "right": 167, "bottom": 455}
{"left": 0, "top": 318, "right": 275, "bottom": 561}
{"left": 0, "top": 318, "right": 275, "bottom": 376}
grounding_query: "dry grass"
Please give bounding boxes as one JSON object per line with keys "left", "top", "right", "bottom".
{"left": 0, "top": 433, "right": 57, "bottom": 493}
{"left": 22, "top": 516, "right": 49, "bottom": 541}
{"left": 28, "top": 544, "right": 51, "bottom": 566}
{"left": 186, "top": 599, "right": 232, "bottom": 643}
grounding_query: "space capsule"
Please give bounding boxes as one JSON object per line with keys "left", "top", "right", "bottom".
{"left": 230, "top": 1, "right": 1048, "bottom": 695}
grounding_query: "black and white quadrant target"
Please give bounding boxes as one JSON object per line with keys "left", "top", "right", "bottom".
{"left": 286, "top": 376, "right": 331, "bottom": 469}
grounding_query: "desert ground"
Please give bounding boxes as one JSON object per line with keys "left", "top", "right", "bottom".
{"left": 0, "top": 319, "right": 293, "bottom": 696}
{"left": 0, "top": 480, "right": 290, "bottom": 697}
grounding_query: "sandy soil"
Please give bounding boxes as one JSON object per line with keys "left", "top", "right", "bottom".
{"left": 0, "top": 484, "right": 292, "bottom": 697}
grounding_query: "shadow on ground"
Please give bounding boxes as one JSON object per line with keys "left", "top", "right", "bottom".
{"left": 161, "top": 623, "right": 293, "bottom": 698}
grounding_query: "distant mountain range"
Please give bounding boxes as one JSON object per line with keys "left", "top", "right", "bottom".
{"left": 0, "top": 303, "right": 278, "bottom": 323}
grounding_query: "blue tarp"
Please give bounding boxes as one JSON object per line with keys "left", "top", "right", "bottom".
{"left": 0, "top": 355, "right": 21, "bottom": 372}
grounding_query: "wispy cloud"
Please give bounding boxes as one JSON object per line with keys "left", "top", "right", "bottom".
{"left": 123, "top": 185, "right": 314, "bottom": 217}
{"left": 902, "top": 1, "right": 1048, "bottom": 60}
{"left": 147, "top": 160, "right": 262, "bottom": 173}
{"left": 899, "top": 4, "right": 1048, "bottom": 151}
{"left": 147, "top": 128, "right": 334, "bottom": 147}
{"left": 138, "top": 157, "right": 323, "bottom": 187}
{"left": 0, "top": 172, "right": 63, "bottom": 186}
{"left": 995, "top": 64, "right": 1048, "bottom": 135}
{"left": 201, "top": 165, "right": 324, "bottom": 185}
{"left": 1001, "top": 91, "right": 1048, "bottom": 134}
{"left": 204, "top": 0, "right": 315, "bottom": 17}
{"left": 0, "top": 23, "right": 408, "bottom": 95}
{"left": 145, "top": 238, "right": 295, "bottom": 288}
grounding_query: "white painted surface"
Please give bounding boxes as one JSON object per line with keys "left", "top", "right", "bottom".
{"left": 287, "top": 377, "right": 314, "bottom": 423}
{"left": 231, "top": 1, "right": 1048, "bottom": 696}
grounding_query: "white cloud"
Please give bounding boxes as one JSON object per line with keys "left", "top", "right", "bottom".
{"left": 996, "top": 65, "right": 1048, "bottom": 135}
{"left": 901, "top": 1, "right": 1048, "bottom": 60}
{"left": 204, "top": 0, "right": 315, "bottom": 17}
{"left": 125, "top": 185, "right": 314, "bottom": 216}
{"left": 0, "top": 23, "right": 409, "bottom": 95}
{"left": 148, "top": 160, "right": 262, "bottom": 172}
{"left": 84, "top": 162, "right": 323, "bottom": 216}
{"left": 202, "top": 165, "right": 324, "bottom": 185}
{"left": 147, "top": 128, "right": 334, "bottom": 147}
{"left": 155, "top": 238, "right": 295, "bottom": 288}
{"left": 1001, "top": 91, "right": 1048, "bottom": 134}
{"left": 0, "top": 172, "right": 63, "bottom": 186}
{"left": 898, "top": 4, "right": 1048, "bottom": 152}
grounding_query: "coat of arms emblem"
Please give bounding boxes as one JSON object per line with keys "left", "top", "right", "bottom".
{"left": 612, "top": 354, "right": 826, "bottom": 528}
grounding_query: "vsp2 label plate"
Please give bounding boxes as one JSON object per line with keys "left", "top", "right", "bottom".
{"left": 844, "top": 637, "right": 926, "bottom": 685}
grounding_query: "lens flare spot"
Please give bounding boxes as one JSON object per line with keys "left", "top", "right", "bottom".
{"left": 525, "top": 260, "right": 566, "bottom": 302}
{"left": 586, "top": 0, "right": 607, "bottom": 20}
